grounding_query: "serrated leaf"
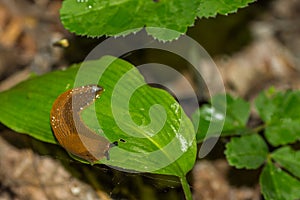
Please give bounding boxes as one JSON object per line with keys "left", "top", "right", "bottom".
{"left": 0, "top": 56, "right": 196, "bottom": 177}
{"left": 60, "top": 0, "right": 200, "bottom": 41}
{"left": 192, "top": 94, "right": 250, "bottom": 142}
{"left": 260, "top": 161, "right": 300, "bottom": 200}
{"left": 255, "top": 90, "right": 300, "bottom": 146}
{"left": 255, "top": 89, "right": 300, "bottom": 123}
{"left": 272, "top": 146, "right": 300, "bottom": 179}
{"left": 254, "top": 88, "right": 284, "bottom": 123}
{"left": 265, "top": 118, "right": 300, "bottom": 146}
{"left": 197, "top": 0, "right": 256, "bottom": 18}
{"left": 225, "top": 134, "right": 268, "bottom": 169}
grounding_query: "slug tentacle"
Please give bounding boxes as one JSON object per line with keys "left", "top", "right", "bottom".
{"left": 50, "top": 84, "right": 111, "bottom": 163}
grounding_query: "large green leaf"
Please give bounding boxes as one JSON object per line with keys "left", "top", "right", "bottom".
{"left": 197, "top": 0, "right": 256, "bottom": 18}
{"left": 0, "top": 56, "right": 196, "bottom": 177}
{"left": 272, "top": 146, "right": 300, "bottom": 179}
{"left": 60, "top": 0, "right": 255, "bottom": 41}
{"left": 225, "top": 134, "right": 268, "bottom": 169}
{"left": 260, "top": 160, "right": 300, "bottom": 200}
{"left": 60, "top": 0, "right": 200, "bottom": 41}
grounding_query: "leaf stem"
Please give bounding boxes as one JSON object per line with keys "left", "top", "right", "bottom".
{"left": 180, "top": 176, "right": 192, "bottom": 200}
{"left": 253, "top": 124, "right": 267, "bottom": 133}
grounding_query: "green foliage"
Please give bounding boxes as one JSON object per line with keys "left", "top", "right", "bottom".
{"left": 192, "top": 89, "right": 300, "bottom": 200}
{"left": 255, "top": 90, "right": 300, "bottom": 146}
{"left": 225, "top": 134, "right": 268, "bottom": 169}
{"left": 272, "top": 146, "right": 300, "bottom": 179}
{"left": 260, "top": 160, "right": 300, "bottom": 200}
{"left": 60, "top": 0, "right": 255, "bottom": 41}
{"left": 60, "top": 0, "right": 200, "bottom": 41}
{"left": 2, "top": 57, "right": 300, "bottom": 199}
{"left": 197, "top": 0, "right": 256, "bottom": 18}
{"left": 0, "top": 56, "right": 196, "bottom": 182}
{"left": 192, "top": 94, "right": 250, "bottom": 142}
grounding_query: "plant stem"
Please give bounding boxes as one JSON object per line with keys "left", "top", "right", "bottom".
{"left": 253, "top": 124, "right": 266, "bottom": 133}
{"left": 180, "top": 176, "right": 192, "bottom": 200}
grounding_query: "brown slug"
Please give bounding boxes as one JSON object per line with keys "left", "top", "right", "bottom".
{"left": 50, "top": 84, "right": 111, "bottom": 163}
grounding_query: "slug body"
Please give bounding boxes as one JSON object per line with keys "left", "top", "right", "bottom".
{"left": 50, "top": 84, "right": 110, "bottom": 163}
